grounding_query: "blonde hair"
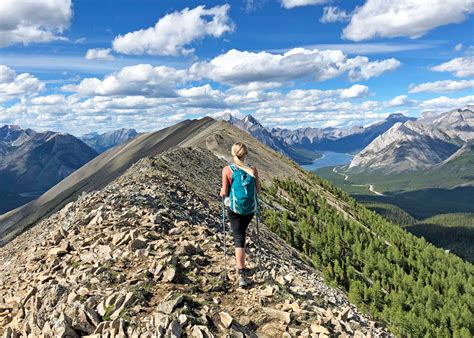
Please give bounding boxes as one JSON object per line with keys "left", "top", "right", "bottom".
{"left": 231, "top": 142, "right": 248, "bottom": 161}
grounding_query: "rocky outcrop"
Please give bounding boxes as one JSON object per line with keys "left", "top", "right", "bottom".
{"left": 0, "top": 147, "right": 389, "bottom": 337}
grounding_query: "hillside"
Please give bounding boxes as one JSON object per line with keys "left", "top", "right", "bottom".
{"left": 0, "top": 147, "right": 387, "bottom": 337}
{"left": 0, "top": 118, "right": 216, "bottom": 245}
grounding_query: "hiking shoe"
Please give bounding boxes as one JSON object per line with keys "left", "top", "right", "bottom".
{"left": 237, "top": 269, "right": 251, "bottom": 287}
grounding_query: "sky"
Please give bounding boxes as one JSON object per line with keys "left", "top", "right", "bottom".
{"left": 0, "top": 0, "right": 473, "bottom": 136}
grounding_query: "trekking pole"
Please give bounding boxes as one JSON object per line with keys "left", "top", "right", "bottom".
{"left": 256, "top": 199, "right": 262, "bottom": 272}
{"left": 221, "top": 198, "right": 228, "bottom": 286}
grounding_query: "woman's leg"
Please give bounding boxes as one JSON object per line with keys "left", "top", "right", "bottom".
{"left": 235, "top": 247, "right": 246, "bottom": 269}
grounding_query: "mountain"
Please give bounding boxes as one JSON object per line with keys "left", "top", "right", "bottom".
{"left": 272, "top": 113, "right": 415, "bottom": 153}
{"left": 273, "top": 113, "right": 415, "bottom": 153}
{"left": 221, "top": 113, "right": 320, "bottom": 164}
{"left": 0, "top": 117, "right": 472, "bottom": 336}
{"left": 349, "top": 108, "right": 473, "bottom": 172}
{"left": 0, "top": 125, "right": 98, "bottom": 213}
{"left": 81, "top": 128, "right": 139, "bottom": 153}
{"left": 0, "top": 146, "right": 389, "bottom": 337}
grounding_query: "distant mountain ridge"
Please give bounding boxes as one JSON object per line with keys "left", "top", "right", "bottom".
{"left": 220, "top": 113, "right": 320, "bottom": 164}
{"left": 272, "top": 113, "right": 415, "bottom": 153}
{"left": 81, "top": 128, "right": 139, "bottom": 153}
{"left": 349, "top": 108, "right": 474, "bottom": 172}
{"left": 0, "top": 125, "right": 98, "bottom": 214}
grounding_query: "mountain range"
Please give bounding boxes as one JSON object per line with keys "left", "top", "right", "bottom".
{"left": 80, "top": 128, "right": 139, "bottom": 153}
{"left": 349, "top": 108, "right": 474, "bottom": 172}
{"left": 0, "top": 125, "right": 98, "bottom": 213}
{"left": 271, "top": 113, "right": 415, "bottom": 153}
{"left": 221, "top": 113, "right": 320, "bottom": 164}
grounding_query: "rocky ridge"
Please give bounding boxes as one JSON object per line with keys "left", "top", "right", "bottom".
{"left": 0, "top": 147, "right": 388, "bottom": 337}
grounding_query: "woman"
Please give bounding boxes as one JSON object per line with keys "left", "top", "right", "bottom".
{"left": 220, "top": 142, "right": 261, "bottom": 287}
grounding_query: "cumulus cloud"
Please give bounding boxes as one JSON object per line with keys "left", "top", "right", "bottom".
{"left": 281, "top": 0, "right": 328, "bottom": 9}
{"left": 0, "top": 65, "right": 44, "bottom": 103}
{"left": 190, "top": 48, "right": 400, "bottom": 85}
{"left": 85, "top": 48, "right": 115, "bottom": 61}
{"left": 409, "top": 79, "right": 474, "bottom": 93}
{"left": 343, "top": 0, "right": 474, "bottom": 41}
{"left": 387, "top": 95, "right": 411, "bottom": 107}
{"left": 62, "top": 64, "right": 191, "bottom": 97}
{"left": 112, "top": 5, "right": 234, "bottom": 56}
{"left": 418, "top": 95, "right": 474, "bottom": 110}
{"left": 320, "top": 6, "right": 350, "bottom": 23}
{"left": 0, "top": 0, "right": 72, "bottom": 47}
{"left": 431, "top": 56, "right": 474, "bottom": 77}
{"left": 454, "top": 43, "right": 463, "bottom": 51}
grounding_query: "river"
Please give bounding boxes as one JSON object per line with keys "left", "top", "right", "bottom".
{"left": 301, "top": 151, "right": 354, "bottom": 171}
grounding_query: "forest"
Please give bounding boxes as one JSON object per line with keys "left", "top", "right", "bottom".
{"left": 260, "top": 174, "right": 473, "bottom": 337}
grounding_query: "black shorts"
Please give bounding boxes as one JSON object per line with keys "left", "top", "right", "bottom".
{"left": 227, "top": 208, "right": 254, "bottom": 248}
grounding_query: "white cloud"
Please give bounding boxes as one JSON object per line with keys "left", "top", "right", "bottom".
{"left": 0, "top": 0, "right": 72, "bottom": 47}
{"left": 409, "top": 79, "right": 474, "bottom": 93}
{"left": 30, "top": 94, "right": 67, "bottom": 105}
{"left": 320, "top": 6, "right": 350, "bottom": 23}
{"left": 281, "top": 0, "right": 328, "bottom": 9}
{"left": 418, "top": 95, "right": 474, "bottom": 111}
{"left": 0, "top": 65, "right": 44, "bottom": 103}
{"left": 346, "top": 56, "right": 400, "bottom": 81}
{"left": 388, "top": 95, "right": 410, "bottom": 107}
{"left": 340, "top": 84, "right": 369, "bottom": 98}
{"left": 343, "top": 0, "right": 474, "bottom": 41}
{"left": 286, "top": 85, "right": 369, "bottom": 101}
{"left": 62, "top": 64, "right": 191, "bottom": 97}
{"left": 454, "top": 43, "right": 463, "bottom": 51}
{"left": 85, "top": 48, "right": 115, "bottom": 61}
{"left": 112, "top": 5, "right": 234, "bottom": 56}
{"left": 190, "top": 48, "right": 400, "bottom": 85}
{"left": 431, "top": 56, "right": 474, "bottom": 77}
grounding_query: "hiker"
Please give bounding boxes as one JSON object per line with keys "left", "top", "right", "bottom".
{"left": 220, "top": 142, "right": 261, "bottom": 287}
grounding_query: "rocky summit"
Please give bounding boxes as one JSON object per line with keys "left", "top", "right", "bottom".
{"left": 0, "top": 147, "right": 388, "bottom": 337}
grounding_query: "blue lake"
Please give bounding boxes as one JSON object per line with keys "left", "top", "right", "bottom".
{"left": 301, "top": 151, "right": 354, "bottom": 171}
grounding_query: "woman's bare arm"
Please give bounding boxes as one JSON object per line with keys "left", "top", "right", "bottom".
{"left": 253, "top": 167, "right": 261, "bottom": 193}
{"left": 220, "top": 167, "right": 229, "bottom": 197}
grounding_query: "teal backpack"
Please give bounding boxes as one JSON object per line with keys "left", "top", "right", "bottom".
{"left": 229, "top": 164, "right": 257, "bottom": 215}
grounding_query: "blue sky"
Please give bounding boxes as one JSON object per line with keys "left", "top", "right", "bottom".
{"left": 0, "top": 0, "right": 473, "bottom": 135}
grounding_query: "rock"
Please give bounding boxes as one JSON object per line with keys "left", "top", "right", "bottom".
{"left": 130, "top": 238, "right": 147, "bottom": 250}
{"left": 166, "top": 319, "right": 182, "bottom": 338}
{"left": 258, "top": 321, "right": 287, "bottom": 337}
{"left": 149, "top": 214, "right": 162, "bottom": 224}
{"left": 311, "top": 323, "right": 330, "bottom": 335}
{"left": 260, "top": 286, "right": 274, "bottom": 297}
{"left": 111, "top": 292, "right": 135, "bottom": 320}
{"left": 219, "top": 311, "right": 233, "bottom": 328}
{"left": 192, "top": 325, "right": 214, "bottom": 338}
{"left": 162, "top": 266, "right": 177, "bottom": 282}
{"left": 168, "top": 227, "right": 183, "bottom": 235}
{"left": 156, "top": 294, "right": 184, "bottom": 314}
{"left": 52, "top": 313, "right": 78, "bottom": 337}
{"left": 263, "top": 307, "right": 292, "bottom": 324}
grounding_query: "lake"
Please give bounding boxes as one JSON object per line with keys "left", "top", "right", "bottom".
{"left": 301, "top": 151, "right": 354, "bottom": 171}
